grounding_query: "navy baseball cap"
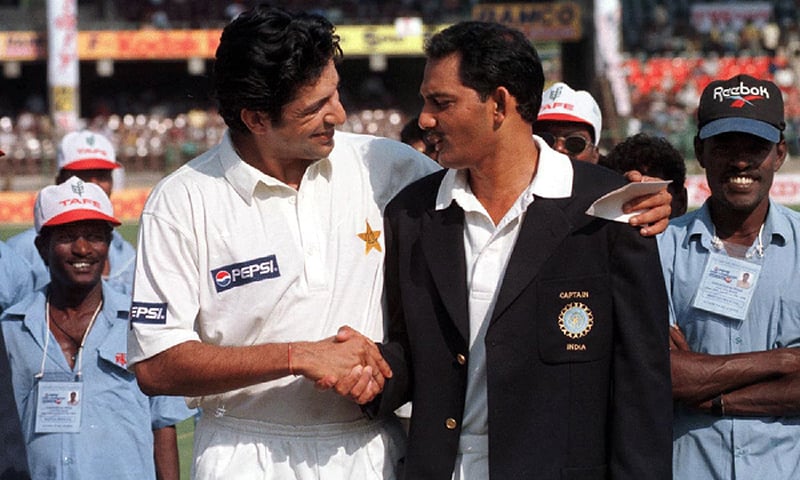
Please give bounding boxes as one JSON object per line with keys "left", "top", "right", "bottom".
{"left": 697, "top": 74, "right": 785, "bottom": 143}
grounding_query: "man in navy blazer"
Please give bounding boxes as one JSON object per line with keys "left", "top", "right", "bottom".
{"left": 368, "top": 22, "right": 672, "bottom": 480}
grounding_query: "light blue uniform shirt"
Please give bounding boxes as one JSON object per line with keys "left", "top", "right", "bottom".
{"left": 658, "top": 200, "right": 800, "bottom": 479}
{"left": 6, "top": 227, "right": 136, "bottom": 294}
{"left": 1, "top": 283, "right": 195, "bottom": 480}
{"left": 0, "top": 240, "right": 35, "bottom": 313}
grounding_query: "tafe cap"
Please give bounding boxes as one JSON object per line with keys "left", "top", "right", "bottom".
{"left": 34, "top": 176, "right": 120, "bottom": 233}
{"left": 698, "top": 74, "right": 785, "bottom": 143}
{"left": 537, "top": 82, "right": 603, "bottom": 145}
{"left": 57, "top": 130, "right": 119, "bottom": 171}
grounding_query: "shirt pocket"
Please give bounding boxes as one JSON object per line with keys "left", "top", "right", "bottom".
{"left": 776, "top": 298, "right": 800, "bottom": 348}
{"left": 98, "top": 344, "right": 136, "bottom": 381}
{"left": 537, "top": 275, "right": 612, "bottom": 364}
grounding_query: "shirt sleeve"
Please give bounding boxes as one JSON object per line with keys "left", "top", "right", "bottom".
{"left": 656, "top": 231, "right": 679, "bottom": 326}
{"left": 128, "top": 189, "right": 203, "bottom": 367}
{"left": 148, "top": 395, "right": 198, "bottom": 430}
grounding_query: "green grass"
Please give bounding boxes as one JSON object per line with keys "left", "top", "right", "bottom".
{"left": 0, "top": 224, "right": 31, "bottom": 241}
{"left": 177, "top": 417, "right": 195, "bottom": 479}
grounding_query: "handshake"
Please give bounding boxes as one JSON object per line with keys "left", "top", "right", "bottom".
{"left": 289, "top": 326, "right": 391, "bottom": 405}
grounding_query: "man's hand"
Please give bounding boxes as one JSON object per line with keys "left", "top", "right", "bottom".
{"left": 669, "top": 324, "right": 690, "bottom": 351}
{"left": 295, "top": 326, "right": 390, "bottom": 403}
{"left": 321, "top": 364, "right": 385, "bottom": 405}
{"left": 623, "top": 170, "right": 672, "bottom": 237}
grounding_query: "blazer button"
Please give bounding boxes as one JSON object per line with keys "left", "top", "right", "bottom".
{"left": 445, "top": 418, "right": 458, "bottom": 430}
{"left": 456, "top": 353, "right": 466, "bottom": 365}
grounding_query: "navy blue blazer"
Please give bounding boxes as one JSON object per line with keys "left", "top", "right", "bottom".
{"left": 378, "top": 160, "right": 672, "bottom": 480}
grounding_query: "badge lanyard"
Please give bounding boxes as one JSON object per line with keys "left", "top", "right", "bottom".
{"left": 692, "top": 224, "right": 765, "bottom": 321}
{"left": 33, "top": 297, "right": 102, "bottom": 433}
{"left": 710, "top": 223, "right": 766, "bottom": 261}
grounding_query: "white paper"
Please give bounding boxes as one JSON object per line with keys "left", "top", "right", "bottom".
{"left": 585, "top": 181, "right": 672, "bottom": 222}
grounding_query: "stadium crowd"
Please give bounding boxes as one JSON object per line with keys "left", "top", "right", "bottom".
{"left": 3, "top": 0, "right": 800, "bottom": 183}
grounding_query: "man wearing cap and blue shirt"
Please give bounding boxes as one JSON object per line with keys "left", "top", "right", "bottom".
{"left": 659, "top": 74, "right": 800, "bottom": 479}
{"left": 7, "top": 130, "right": 136, "bottom": 294}
{"left": 0, "top": 177, "right": 195, "bottom": 480}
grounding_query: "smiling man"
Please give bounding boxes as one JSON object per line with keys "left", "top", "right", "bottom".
{"left": 1, "top": 177, "right": 193, "bottom": 479}
{"left": 658, "top": 74, "right": 800, "bottom": 479}
{"left": 6, "top": 130, "right": 136, "bottom": 294}
{"left": 126, "top": 5, "right": 439, "bottom": 479}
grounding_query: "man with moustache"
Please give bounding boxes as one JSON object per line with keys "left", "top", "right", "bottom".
{"left": 362, "top": 21, "right": 672, "bottom": 480}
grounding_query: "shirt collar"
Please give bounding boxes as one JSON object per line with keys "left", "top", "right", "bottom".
{"left": 3, "top": 284, "right": 121, "bottom": 348}
{"left": 434, "top": 135, "right": 573, "bottom": 211}
{"left": 686, "top": 199, "right": 790, "bottom": 249}
{"left": 219, "top": 130, "right": 331, "bottom": 205}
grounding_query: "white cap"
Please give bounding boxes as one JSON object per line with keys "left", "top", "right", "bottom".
{"left": 34, "top": 176, "right": 121, "bottom": 233}
{"left": 57, "top": 130, "right": 119, "bottom": 171}
{"left": 537, "top": 82, "right": 603, "bottom": 145}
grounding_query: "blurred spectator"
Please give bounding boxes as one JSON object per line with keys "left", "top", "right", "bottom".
{"left": 400, "top": 116, "right": 437, "bottom": 161}
{"left": 535, "top": 82, "right": 603, "bottom": 164}
{"left": 6, "top": 131, "right": 137, "bottom": 294}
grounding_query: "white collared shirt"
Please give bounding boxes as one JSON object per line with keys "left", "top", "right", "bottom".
{"left": 438, "top": 137, "right": 573, "bottom": 479}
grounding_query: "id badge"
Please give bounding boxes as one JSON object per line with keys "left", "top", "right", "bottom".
{"left": 35, "top": 381, "right": 83, "bottom": 433}
{"left": 692, "top": 252, "right": 762, "bottom": 320}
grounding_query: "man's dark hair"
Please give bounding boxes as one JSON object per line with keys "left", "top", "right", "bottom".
{"left": 213, "top": 4, "right": 343, "bottom": 132}
{"left": 604, "top": 133, "right": 686, "bottom": 187}
{"left": 604, "top": 133, "right": 688, "bottom": 217}
{"left": 424, "top": 21, "right": 544, "bottom": 124}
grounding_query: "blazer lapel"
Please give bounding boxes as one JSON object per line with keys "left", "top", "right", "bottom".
{"left": 421, "top": 202, "right": 470, "bottom": 342}
{"left": 491, "top": 198, "right": 573, "bottom": 323}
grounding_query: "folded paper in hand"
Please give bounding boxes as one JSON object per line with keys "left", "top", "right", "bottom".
{"left": 585, "top": 181, "right": 672, "bottom": 222}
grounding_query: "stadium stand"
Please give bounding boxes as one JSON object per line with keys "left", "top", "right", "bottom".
{"left": 2, "top": 0, "right": 800, "bottom": 189}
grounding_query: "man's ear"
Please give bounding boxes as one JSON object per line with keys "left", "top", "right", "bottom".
{"left": 674, "top": 186, "right": 689, "bottom": 218}
{"left": 774, "top": 138, "right": 788, "bottom": 172}
{"left": 34, "top": 234, "right": 49, "bottom": 266}
{"left": 694, "top": 136, "right": 705, "bottom": 169}
{"left": 491, "top": 87, "right": 514, "bottom": 125}
{"left": 240, "top": 109, "right": 272, "bottom": 134}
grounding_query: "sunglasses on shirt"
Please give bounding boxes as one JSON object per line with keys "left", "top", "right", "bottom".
{"left": 538, "top": 132, "right": 592, "bottom": 155}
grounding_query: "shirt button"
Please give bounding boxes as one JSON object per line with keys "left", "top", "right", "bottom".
{"left": 445, "top": 418, "right": 458, "bottom": 430}
{"left": 456, "top": 354, "right": 466, "bottom": 365}
{"left": 63, "top": 456, "right": 74, "bottom": 465}
{"left": 289, "top": 197, "right": 297, "bottom": 205}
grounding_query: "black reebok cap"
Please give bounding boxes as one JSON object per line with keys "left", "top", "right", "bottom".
{"left": 697, "top": 74, "right": 785, "bottom": 143}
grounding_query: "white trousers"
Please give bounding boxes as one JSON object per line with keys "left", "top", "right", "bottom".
{"left": 192, "top": 413, "right": 406, "bottom": 479}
